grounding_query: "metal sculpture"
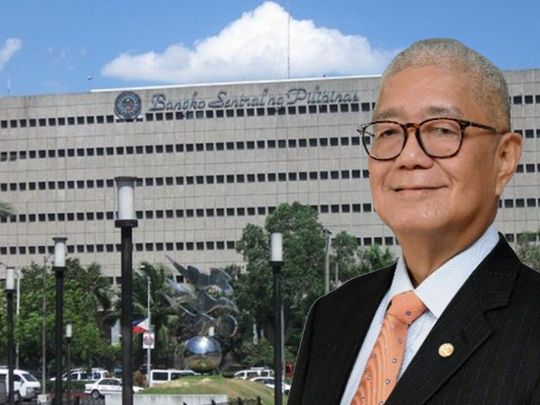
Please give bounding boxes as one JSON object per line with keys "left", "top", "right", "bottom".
{"left": 165, "top": 256, "right": 239, "bottom": 372}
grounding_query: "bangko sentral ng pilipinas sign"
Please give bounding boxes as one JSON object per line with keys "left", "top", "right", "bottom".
{"left": 148, "top": 86, "right": 360, "bottom": 112}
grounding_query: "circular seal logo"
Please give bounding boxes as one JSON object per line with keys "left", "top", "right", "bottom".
{"left": 114, "top": 91, "right": 142, "bottom": 119}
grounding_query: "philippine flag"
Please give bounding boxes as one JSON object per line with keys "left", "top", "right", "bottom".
{"left": 132, "top": 318, "right": 149, "bottom": 334}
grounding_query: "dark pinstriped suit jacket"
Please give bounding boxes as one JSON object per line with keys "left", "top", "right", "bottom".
{"left": 288, "top": 237, "right": 540, "bottom": 404}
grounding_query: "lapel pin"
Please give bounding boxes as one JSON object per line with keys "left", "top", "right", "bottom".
{"left": 438, "top": 343, "right": 454, "bottom": 358}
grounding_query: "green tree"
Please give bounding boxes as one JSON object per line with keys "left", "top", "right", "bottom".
{"left": 331, "top": 232, "right": 396, "bottom": 287}
{"left": 235, "top": 202, "right": 326, "bottom": 353}
{"left": 63, "top": 259, "right": 115, "bottom": 367}
{"left": 232, "top": 202, "right": 397, "bottom": 366}
{"left": 0, "top": 201, "right": 14, "bottom": 218}
{"left": 0, "top": 259, "right": 115, "bottom": 372}
{"left": 330, "top": 231, "right": 362, "bottom": 286}
{"left": 131, "top": 262, "right": 181, "bottom": 368}
{"left": 516, "top": 232, "right": 540, "bottom": 271}
{"left": 359, "top": 244, "right": 396, "bottom": 274}
{"left": 239, "top": 338, "right": 296, "bottom": 369}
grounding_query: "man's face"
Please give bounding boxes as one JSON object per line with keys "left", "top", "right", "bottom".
{"left": 368, "top": 65, "right": 503, "bottom": 240}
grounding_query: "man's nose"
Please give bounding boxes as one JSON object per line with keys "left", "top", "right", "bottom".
{"left": 395, "top": 128, "right": 433, "bottom": 167}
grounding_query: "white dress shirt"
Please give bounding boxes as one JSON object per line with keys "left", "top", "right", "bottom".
{"left": 339, "top": 225, "right": 499, "bottom": 404}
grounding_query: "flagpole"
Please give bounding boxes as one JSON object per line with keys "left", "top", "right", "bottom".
{"left": 147, "top": 275, "right": 151, "bottom": 386}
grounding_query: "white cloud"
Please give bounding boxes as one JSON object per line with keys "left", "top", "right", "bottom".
{"left": 102, "top": 1, "right": 396, "bottom": 84}
{"left": 0, "top": 38, "right": 22, "bottom": 70}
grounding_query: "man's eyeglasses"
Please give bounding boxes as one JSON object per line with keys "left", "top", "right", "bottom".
{"left": 358, "top": 117, "right": 499, "bottom": 161}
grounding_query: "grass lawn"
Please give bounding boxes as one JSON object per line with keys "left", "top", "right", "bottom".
{"left": 142, "top": 375, "right": 288, "bottom": 405}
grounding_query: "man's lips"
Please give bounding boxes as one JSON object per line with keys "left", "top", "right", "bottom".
{"left": 393, "top": 185, "right": 445, "bottom": 192}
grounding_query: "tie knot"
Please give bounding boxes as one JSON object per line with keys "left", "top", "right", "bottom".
{"left": 387, "top": 291, "right": 426, "bottom": 325}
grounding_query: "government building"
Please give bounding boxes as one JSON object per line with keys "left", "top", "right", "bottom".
{"left": 1, "top": 70, "right": 539, "bottom": 282}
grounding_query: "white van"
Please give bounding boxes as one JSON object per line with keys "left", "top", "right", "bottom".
{"left": 0, "top": 368, "right": 41, "bottom": 401}
{"left": 149, "top": 369, "right": 198, "bottom": 386}
{"left": 51, "top": 367, "right": 110, "bottom": 382}
{"left": 234, "top": 367, "right": 274, "bottom": 380}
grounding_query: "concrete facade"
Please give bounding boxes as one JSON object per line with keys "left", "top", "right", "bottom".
{"left": 0, "top": 71, "right": 539, "bottom": 281}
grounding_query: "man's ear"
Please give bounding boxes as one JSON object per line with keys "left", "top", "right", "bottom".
{"left": 495, "top": 132, "right": 523, "bottom": 196}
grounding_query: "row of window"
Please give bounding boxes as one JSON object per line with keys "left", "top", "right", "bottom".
{"left": 2, "top": 126, "right": 540, "bottom": 164}
{"left": 1, "top": 89, "right": 538, "bottom": 132}
{"left": 515, "top": 128, "right": 540, "bottom": 138}
{"left": 0, "top": 136, "right": 363, "bottom": 163}
{"left": 1, "top": 91, "right": 537, "bottom": 132}
{"left": 1, "top": 231, "right": 538, "bottom": 258}
{"left": 0, "top": 169, "right": 372, "bottom": 193}
{"left": 0, "top": 196, "right": 537, "bottom": 225}
{"left": 0, "top": 86, "right": 537, "bottom": 131}
{"left": 497, "top": 198, "right": 540, "bottom": 209}
{"left": 0, "top": 101, "right": 373, "bottom": 131}
{"left": 0, "top": 239, "right": 237, "bottom": 256}
{"left": 512, "top": 94, "right": 540, "bottom": 105}
{"left": 0, "top": 234, "right": 399, "bottom": 257}
{"left": 0, "top": 202, "right": 376, "bottom": 224}
{"left": 5, "top": 157, "right": 540, "bottom": 192}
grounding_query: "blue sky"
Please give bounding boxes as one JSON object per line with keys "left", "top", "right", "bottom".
{"left": 1, "top": 0, "right": 538, "bottom": 97}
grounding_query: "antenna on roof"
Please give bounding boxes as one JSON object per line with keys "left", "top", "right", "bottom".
{"left": 7, "top": 72, "right": 11, "bottom": 95}
{"left": 287, "top": 3, "right": 291, "bottom": 79}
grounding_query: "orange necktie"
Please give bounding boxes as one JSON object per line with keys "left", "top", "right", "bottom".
{"left": 351, "top": 290, "right": 427, "bottom": 405}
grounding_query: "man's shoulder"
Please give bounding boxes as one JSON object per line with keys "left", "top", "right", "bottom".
{"left": 514, "top": 259, "right": 540, "bottom": 294}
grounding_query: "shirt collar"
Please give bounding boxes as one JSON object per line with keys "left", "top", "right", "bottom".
{"left": 388, "top": 224, "right": 499, "bottom": 318}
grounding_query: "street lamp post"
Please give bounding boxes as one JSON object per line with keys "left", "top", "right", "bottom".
{"left": 115, "top": 177, "right": 138, "bottom": 405}
{"left": 15, "top": 269, "right": 20, "bottom": 370}
{"left": 270, "top": 233, "right": 283, "bottom": 405}
{"left": 146, "top": 274, "right": 152, "bottom": 384}
{"left": 65, "top": 322, "right": 73, "bottom": 405}
{"left": 53, "top": 236, "right": 68, "bottom": 405}
{"left": 41, "top": 254, "right": 52, "bottom": 402}
{"left": 5, "top": 266, "right": 15, "bottom": 405}
{"left": 323, "top": 228, "right": 332, "bottom": 294}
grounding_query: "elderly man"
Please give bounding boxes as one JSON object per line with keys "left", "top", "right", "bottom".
{"left": 288, "top": 39, "right": 540, "bottom": 404}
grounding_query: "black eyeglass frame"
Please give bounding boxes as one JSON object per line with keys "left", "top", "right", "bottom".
{"left": 358, "top": 117, "right": 499, "bottom": 161}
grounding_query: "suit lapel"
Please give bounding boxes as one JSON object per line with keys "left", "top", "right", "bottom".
{"left": 387, "top": 238, "right": 520, "bottom": 405}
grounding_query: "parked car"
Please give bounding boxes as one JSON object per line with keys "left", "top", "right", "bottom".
{"left": 0, "top": 368, "right": 41, "bottom": 401}
{"left": 84, "top": 377, "right": 143, "bottom": 399}
{"left": 250, "top": 376, "right": 291, "bottom": 395}
{"left": 51, "top": 367, "right": 110, "bottom": 382}
{"left": 149, "top": 369, "right": 199, "bottom": 387}
{"left": 234, "top": 367, "right": 274, "bottom": 380}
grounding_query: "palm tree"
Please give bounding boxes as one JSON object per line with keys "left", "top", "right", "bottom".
{"left": 132, "top": 262, "right": 181, "bottom": 368}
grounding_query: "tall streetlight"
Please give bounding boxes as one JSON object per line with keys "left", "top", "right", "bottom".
{"left": 323, "top": 228, "right": 332, "bottom": 294}
{"left": 270, "top": 233, "right": 283, "bottom": 405}
{"left": 115, "top": 176, "right": 138, "bottom": 405}
{"left": 5, "top": 266, "right": 15, "bottom": 405}
{"left": 14, "top": 269, "right": 20, "bottom": 370}
{"left": 41, "top": 254, "right": 53, "bottom": 402}
{"left": 0, "top": 263, "right": 20, "bottom": 370}
{"left": 65, "top": 322, "right": 73, "bottom": 405}
{"left": 53, "top": 236, "right": 68, "bottom": 405}
{"left": 146, "top": 274, "right": 152, "bottom": 383}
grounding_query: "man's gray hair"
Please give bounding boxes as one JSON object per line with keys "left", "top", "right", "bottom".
{"left": 380, "top": 38, "right": 511, "bottom": 132}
